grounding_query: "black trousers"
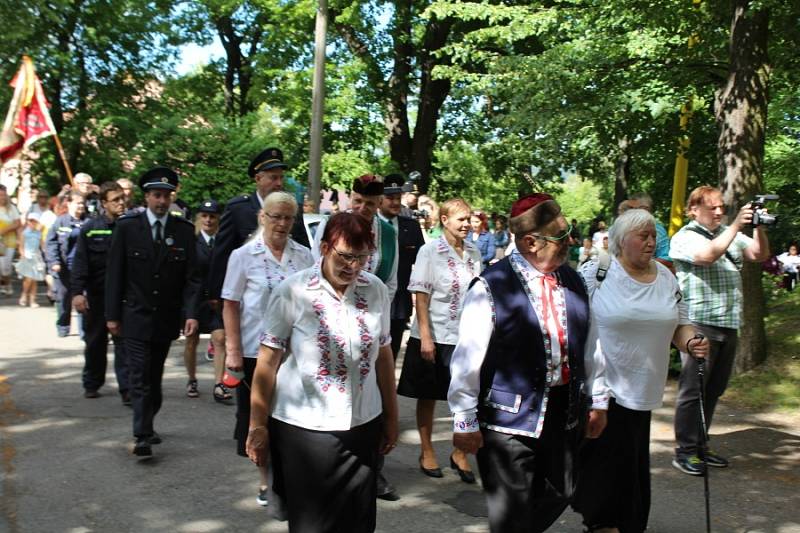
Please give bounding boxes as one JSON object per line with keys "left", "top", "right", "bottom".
{"left": 390, "top": 318, "right": 408, "bottom": 361}
{"left": 476, "top": 386, "right": 572, "bottom": 533}
{"left": 573, "top": 399, "right": 652, "bottom": 533}
{"left": 124, "top": 337, "right": 171, "bottom": 438}
{"left": 82, "top": 294, "right": 128, "bottom": 394}
{"left": 270, "top": 416, "right": 380, "bottom": 533}
{"left": 234, "top": 357, "right": 259, "bottom": 456}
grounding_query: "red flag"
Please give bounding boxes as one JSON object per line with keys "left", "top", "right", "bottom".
{"left": 0, "top": 56, "right": 57, "bottom": 163}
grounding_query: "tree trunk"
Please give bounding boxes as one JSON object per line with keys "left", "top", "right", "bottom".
{"left": 613, "top": 136, "right": 631, "bottom": 214}
{"left": 715, "top": 1, "right": 770, "bottom": 372}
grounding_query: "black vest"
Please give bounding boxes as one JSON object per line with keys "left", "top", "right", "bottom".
{"left": 475, "top": 257, "right": 591, "bottom": 436}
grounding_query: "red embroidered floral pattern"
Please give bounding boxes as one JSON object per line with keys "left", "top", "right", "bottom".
{"left": 354, "top": 290, "right": 373, "bottom": 388}
{"left": 311, "top": 297, "right": 349, "bottom": 393}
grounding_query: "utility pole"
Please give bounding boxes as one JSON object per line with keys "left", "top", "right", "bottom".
{"left": 308, "top": 0, "right": 327, "bottom": 212}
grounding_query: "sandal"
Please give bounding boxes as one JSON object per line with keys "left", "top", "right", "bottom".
{"left": 186, "top": 379, "right": 199, "bottom": 398}
{"left": 213, "top": 382, "right": 233, "bottom": 403}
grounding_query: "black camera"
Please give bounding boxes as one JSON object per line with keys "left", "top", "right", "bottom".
{"left": 411, "top": 209, "right": 429, "bottom": 220}
{"left": 751, "top": 194, "right": 779, "bottom": 227}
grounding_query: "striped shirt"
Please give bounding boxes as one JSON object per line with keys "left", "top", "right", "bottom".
{"left": 669, "top": 221, "right": 752, "bottom": 329}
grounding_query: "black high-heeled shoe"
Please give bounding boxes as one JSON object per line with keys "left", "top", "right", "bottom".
{"left": 450, "top": 454, "right": 476, "bottom": 484}
{"left": 419, "top": 455, "right": 443, "bottom": 478}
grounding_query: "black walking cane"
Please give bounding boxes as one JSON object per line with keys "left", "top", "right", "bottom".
{"left": 688, "top": 334, "right": 711, "bottom": 533}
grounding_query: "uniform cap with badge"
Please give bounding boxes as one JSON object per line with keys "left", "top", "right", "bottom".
{"left": 382, "top": 173, "right": 406, "bottom": 196}
{"left": 248, "top": 147, "right": 288, "bottom": 177}
{"left": 197, "top": 199, "right": 223, "bottom": 214}
{"left": 139, "top": 167, "right": 179, "bottom": 191}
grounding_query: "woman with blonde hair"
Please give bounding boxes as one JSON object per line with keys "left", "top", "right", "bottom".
{"left": 398, "top": 198, "right": 483, "bottom": 483}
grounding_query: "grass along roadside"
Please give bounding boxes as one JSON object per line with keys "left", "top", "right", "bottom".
{"left": 725, "top": 288, "right": 800, "bottom": 412}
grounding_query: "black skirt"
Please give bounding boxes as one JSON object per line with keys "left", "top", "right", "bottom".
{"left": 196, "top": 300, "right": 223, "bottom": 333}
{"left": 572, "top": 398, "right": 652, "bottom": 533}
{"left": 397, "top": 337, "right": 455, "bottom": 401}
{"left": 270, "top": 416, "right": 380, "bottom": 533}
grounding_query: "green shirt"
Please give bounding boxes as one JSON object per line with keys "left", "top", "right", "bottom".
{"left": 669, "top": 221, "right": 752, "bottom": 329}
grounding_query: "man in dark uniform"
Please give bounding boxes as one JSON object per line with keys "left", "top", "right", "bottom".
{"left": 378, "top": 174, "right": 425, "bottom": 361}
{"left": 105, "top": 167, "right": 201, "bottom": 458}
{"left": 208, "top": 147, "right": 309, "bottom": 300}
{"left": 71, "top": 182, "right": 130, "bottom": 402}
{"left": 46, "top": 190, "right": 86, "bottom": 337}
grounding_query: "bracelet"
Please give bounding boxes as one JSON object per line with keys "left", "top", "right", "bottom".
{"left": 248, "top": 426, "right": 266, "bottom": 434}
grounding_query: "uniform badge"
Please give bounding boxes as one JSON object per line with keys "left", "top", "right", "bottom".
{"left": 165, "top": 237, "right": 174, "bottom": 246}
{"left": 161, "top": 177, "right": 169, "bottom": 183}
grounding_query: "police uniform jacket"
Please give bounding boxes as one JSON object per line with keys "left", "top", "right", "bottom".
{"left": 105, "top": 211, "right": 200, "bottom": 341}
{"left": 208, "top": 190, "right": 309, "bottom": 299}
{"left": 392, "top": 215, "right": 425, "bottom": 320}
{"left": 70, "top": 215, "right": 116, "bottom": 299}
{"left": 45, "top": 213, "right": 85, "bottom": 279}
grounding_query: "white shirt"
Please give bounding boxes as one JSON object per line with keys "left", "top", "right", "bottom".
{"left": 408, "top": 236, "right": 483, "bottom": 345}
{"left": 312, "top": 214, "right": 399, "bottom": 301}
{"left": 592, "top": 230, "right": 608, "bottom": 248}
{"left": 778, "top": 253, "right": 800, "bottom": 274}
{"left": 448, "top": 251, "right": 570, "bottom": 437}
{"left": 261, "top": 261, "right": 392, "bottom": 431}
{"left": 221, "top": 236, "right": 314, "bottom": 357}
{"left": 145, "top": 209, "right": 168, "bottom": 241}
{"left": 581, "top": 258, "right": 690, "bottom": 411}
{"left": 200, "top": 230, "right": 215, "bottom": 246}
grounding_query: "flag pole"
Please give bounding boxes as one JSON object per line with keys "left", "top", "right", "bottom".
{"left": 51, "top": 133, "right": 73, "bottom": 186}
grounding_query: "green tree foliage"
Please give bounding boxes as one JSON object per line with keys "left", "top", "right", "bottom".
{"left": 553, "top": 174, "right": 603, "bottom": 226}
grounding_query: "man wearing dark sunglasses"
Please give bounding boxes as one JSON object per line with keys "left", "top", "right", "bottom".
{"left": 449, "top": 193, "right": 595, "bottom": 533}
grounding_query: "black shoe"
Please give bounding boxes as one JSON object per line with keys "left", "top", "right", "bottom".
{"left": 84, "top": 389, "right": 100, "bottom": 399}
{"left": 133, "top": 438, "right": 152, "bottom": 457}
{"left": 704, "top": 450, "right": 729, "bottom": 468}
{"left": 419, "top": 456, "right": 443, "bottom": 478}
{"left": 672, "top": 455, "right": 706, "bottom": 476}
{"left": 376, "top": 472, "right": 400, "bottom": 501}
{"left": 148, "top": 431, "right": 162, "bottom": 445}
{"left": 256, "top": 487, "right": 269, "bottom": 507}
{"left": 450, "top": 454, "right": 476, "bottom": 484}
{"left": 120, "top": 391, "right": 131, "bottom": 406}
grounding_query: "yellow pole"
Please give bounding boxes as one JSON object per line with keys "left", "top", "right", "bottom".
{"left": 668, "top": 0, "right": 702, "bottom": 236}
{"left": 669, "top": 102, "right": 692, "bottom": 236}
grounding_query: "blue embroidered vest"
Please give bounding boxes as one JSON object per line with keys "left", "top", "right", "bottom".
{"left": 474, "top": 257, "right": 590, "bottom": 437}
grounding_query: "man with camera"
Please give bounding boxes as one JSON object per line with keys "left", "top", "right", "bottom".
{"left": 669, "top": 185, "right": 771, "bottom": 476}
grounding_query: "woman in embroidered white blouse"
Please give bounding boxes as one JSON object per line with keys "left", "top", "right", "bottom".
{"left": 247, "top": 212, "right": 399, "bottom": 532}
{"left": 397, "top": 198, "right": 483, "bottom": 484}
{"left": 221, "top": 191, "right": 314, "bottom": 507}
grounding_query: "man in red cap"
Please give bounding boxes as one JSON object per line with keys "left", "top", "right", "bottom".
{"left": 448, "top": 193, "right": 602, "bottom": 532}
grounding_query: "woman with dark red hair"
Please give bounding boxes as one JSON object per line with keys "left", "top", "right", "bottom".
{"left": 246, "top": 212, "right": 399, "bottom": 532}
{"left": 469, "top": 211, "right": 496, "bottom": 268}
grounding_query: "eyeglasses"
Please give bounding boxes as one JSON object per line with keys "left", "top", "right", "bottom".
{"left": 528, "top": 223, "right": 573, "bottom": 244}
{"left": 264, "top": 213, "right": 295, "bottom": 223}
{"left": 332, "top": 248, "right": 371, "bottom": 265}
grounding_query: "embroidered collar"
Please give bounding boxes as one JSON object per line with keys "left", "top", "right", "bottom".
{"left": 510, "top": 250, "right": 551, "bottom": 280}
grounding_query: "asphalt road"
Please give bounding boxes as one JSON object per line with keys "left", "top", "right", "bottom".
{"left": 1, "top": 289, "right": 798, "bottom": 533}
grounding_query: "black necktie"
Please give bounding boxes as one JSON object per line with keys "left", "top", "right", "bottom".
{"left": 154, "top": 220, "right": 163, "bottom": 247}
{"left": 208, "top": 236, "right": 214, "bottom": 249}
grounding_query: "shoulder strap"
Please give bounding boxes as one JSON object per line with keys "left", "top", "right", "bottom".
{"left": 595, "top": 252, "right": 611, "bottom": 287}
{"left": 684, "top": 225, "right": 740, "bottom": 269}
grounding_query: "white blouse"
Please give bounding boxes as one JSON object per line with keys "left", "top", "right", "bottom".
{"left": 260, "top": 260, "right": 392, "bottom": 431}
{"left": 581, "top": 258, "right": 690, "bottom": 411}
{"left": 221, "top": 236, "right": 314, "bottom": 357}
{"left": 408, "top": 236, "right": 483, "bottom": 345}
